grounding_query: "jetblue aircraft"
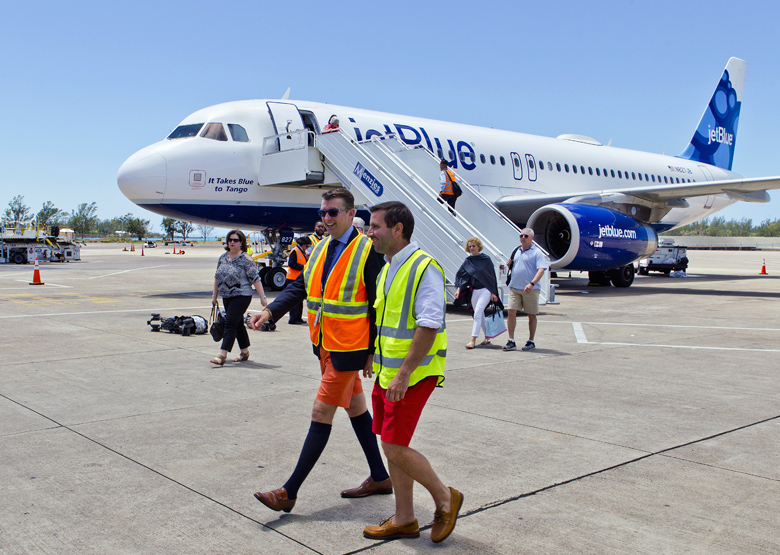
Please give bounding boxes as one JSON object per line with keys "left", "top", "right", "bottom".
{"left": 118, "top": 58, "right": 779, "bottom": 286}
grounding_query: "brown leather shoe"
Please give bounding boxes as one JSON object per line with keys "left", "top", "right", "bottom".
{"left": 363, "top": 516, "right": 420, "bottom": 540}
{"left": 340, "top": 476, "right": 393, "bottom": 498}
{"left": 254, "top": 487, "right": 295, "bottom": 513}
{"left": 430, "top": 487, "right": 463, "bottom": 543}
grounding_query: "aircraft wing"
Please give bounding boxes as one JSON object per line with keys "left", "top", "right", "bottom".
{"left": 495, "top": 175, "right": 780, "bottom": 223}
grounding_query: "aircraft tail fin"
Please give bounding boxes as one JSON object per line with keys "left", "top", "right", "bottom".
{"left": 676, "top": 57, "right": 746, "bottom": 171}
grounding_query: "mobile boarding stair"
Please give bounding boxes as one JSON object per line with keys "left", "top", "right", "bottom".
{"left": 315, "top": 131, "right": 558, "bottom": 305}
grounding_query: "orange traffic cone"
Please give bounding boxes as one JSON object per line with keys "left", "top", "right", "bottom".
{"left": 30, "top": 257, "right": 44, "bottom": 285}
{"left": 141, "top": 246, "right": 145, "bottom": 256}
{"left": 123, "top": 246, "right": 127, "bottom": 251}
{"left": 760, "top": 259, "right": 767, "bottom": 275}
{"left": 173, "top": 246, "right": 177, "bottom": 254}
{"left": 131, "top": 243, "right": 135, "bottom": 252}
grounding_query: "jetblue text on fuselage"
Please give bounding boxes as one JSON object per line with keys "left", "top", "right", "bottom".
{"left": 598, "top": 225, "right": 637, "bottom": 239}
{"left": 708, "top": 126, "right": 734, "bottom": 146}
{"left": 348, "top": 118, "right": 476, "bottom": 170}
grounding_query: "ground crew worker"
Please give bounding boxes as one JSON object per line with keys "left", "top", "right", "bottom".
{"left": 362, "top": 200, "right": 463, "bottom": 544}
{"left": 439, "top": 159, "right": 457, "bottom": 212}
{"left": 309, "top": 221, "right": 326, "bottom": 250}
{"left": 285, "top": 236, "right": 310, "bottom": 325}
{"left": 249, "top": 188, "right": 392, "bottom": 512}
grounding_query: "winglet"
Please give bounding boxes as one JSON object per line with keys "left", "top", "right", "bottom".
{"left": 281, "top": 87, "right": 291, "bottom": 100}
{"left": 676, "top": 57, "right": 747, "bottom": 171}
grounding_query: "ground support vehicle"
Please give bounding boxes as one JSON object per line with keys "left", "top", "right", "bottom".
{"left": 638, "top": 239, "right": 688, "bottom": 275}
{"left": 1, "top": 221, "right": 81, "bottom": 264}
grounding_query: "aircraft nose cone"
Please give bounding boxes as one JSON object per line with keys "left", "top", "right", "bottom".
{"left": 117, "top": 150, "right": 167, "bottom": 202}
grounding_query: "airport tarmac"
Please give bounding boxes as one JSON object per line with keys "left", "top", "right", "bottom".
{"left": 1, "top": 244, "right": 779, "bottom": 554}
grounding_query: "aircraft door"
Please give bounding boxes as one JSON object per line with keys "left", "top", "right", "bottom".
{"left": 510, "top": 152, "right": 523, "bottom": 180}
{"left": 525, "top": 154, "right": 537, "bottom": 182}
{"left": 266, "top": 102, "right": 306, "bottom": 152}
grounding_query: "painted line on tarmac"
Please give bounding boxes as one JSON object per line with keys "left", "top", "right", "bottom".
{"left": 571, "top": 321, "right": 780, "bottom": 352}
{"left": 11, "top": 281, "right": 72, "bottom": 288}
{"left": 559, "top": 320, "right": 780, "bottom": 332}
{"left": 0, "top": 306, "right": 211, "bottom": 319}
{"left": 0, "top": 271, "right": 32, "bottom": 279}
{"left": 87, "top": 265, "right": 169, "bottom": 279}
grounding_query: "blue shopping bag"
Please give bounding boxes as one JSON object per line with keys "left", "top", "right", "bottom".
{"left": 484, "top": 302, "right": 506, "bottom": 339}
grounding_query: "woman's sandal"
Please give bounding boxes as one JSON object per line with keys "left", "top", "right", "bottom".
{"left": 465, "top": 342, "right": 476, "bottom": 349}
{"left": 480, "top": 339, "right": 491, "bottom": 346}
{"left": 210, "top": 354, "right": 227, "bottom": 366}
{"left": 234, "top": 351, "right": 250, "bottom": 362}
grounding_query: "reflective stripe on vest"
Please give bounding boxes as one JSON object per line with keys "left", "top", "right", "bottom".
{"left": 303, "top": 233, "right": 371, "bottom": 352}
{"left": 373, "top": 249, "right": 447, "bottom": 389}
{"left": 441, "top": 169, "right": 456, "bottom": 196}
{"left": 287, "top": 245, "right": 307, "bottom": 281}
{"left": 309, "top": 233, "right": 323, "bottom": 246}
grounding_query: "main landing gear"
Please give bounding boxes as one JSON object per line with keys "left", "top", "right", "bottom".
{"left": 588, "top": 264, "right": 635, "bottom": 288}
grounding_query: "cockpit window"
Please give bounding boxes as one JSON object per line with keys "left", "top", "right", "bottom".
{"left": 228, "top": 124, "right": 249, "bottom": 142}
{"left": 168, "top": 123, "right": 204, "bottom": 139}
{"left": 201, "top": 123, "right": 228, "bottom": 141}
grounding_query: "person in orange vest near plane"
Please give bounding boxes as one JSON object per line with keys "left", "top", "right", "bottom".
{"left": 249, "top": 188, "right": 391, "bottom": 513}
{"left": 285, "top": 235, "right": 311, "bottom": 325}
{"left": 438, "top": 159, "right": 458, "bottom": 213}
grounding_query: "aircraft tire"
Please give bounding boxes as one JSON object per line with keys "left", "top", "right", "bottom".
{"left": 610, "top": 265, "right": 635, "bottom": 287}
{"left": 588, "top": 270, "right": 612, "bottom": 286}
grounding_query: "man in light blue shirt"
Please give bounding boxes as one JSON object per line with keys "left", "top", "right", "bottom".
{"left": 504, "top": 228, "right": 547, "bottom": 351}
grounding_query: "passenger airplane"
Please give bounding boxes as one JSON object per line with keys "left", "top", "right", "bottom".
{"left": 118, "top": 57, "right": 779, "bottom": 287}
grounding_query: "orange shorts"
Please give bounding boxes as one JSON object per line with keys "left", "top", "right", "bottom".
{"left": 316, "top": 347, "right": 364, "bottom": 408}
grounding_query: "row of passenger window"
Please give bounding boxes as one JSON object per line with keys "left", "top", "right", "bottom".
{"left": 167, "top": 122, "right": 250, "bottom": 142}
{"left": 535, "top": 160, "right": 694, "bottom": 184}
{"left": 436, "top": 146, "right": 694, "bottom": 184}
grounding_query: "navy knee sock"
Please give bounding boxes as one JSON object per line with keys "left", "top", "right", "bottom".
{"left": 350, "top": 410, "right": 389, "bottom": 482}
{"left": 283, "top": 421, "right": 331, "bottom": 499}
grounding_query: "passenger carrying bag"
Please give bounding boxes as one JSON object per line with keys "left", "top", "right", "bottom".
{"left": 209, "top": 303, "right": 226, "bottom": 342}
{"left": 483, "top": 301, "right": 506, "bottom": 339}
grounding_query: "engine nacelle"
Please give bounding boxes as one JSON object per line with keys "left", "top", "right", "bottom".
{"left": 527, "top": 204, "right": 658, "bottom": 271}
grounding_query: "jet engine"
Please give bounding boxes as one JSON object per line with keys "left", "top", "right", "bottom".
{"left": 527, "top": 204, "right": 658, "bottom": 286}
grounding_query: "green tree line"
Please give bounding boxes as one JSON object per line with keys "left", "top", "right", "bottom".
{"left": 2, "top": 195, "right": 208, "bottom": 241}
{"left": 666, "top": 216, "right": 780, "bottom": 237}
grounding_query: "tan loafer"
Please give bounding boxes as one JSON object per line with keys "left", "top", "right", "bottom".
{"left": 340, "top": 476, "right": 392, "bottom": 498}
{"left": 431, "top": 487, "right": 463, "bottom": 543}
{"left": 364, "top": 516, "right": 420, "bottom": 540}
{"left": 254, "top": 487, "right": 295, "bottom": 513}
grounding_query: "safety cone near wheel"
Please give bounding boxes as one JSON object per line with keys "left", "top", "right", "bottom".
{"left": 760, "top": 259, "right": 767, "bottom": 275}
{"left": 30, "top": 257, "right": 44, "bottom": 285}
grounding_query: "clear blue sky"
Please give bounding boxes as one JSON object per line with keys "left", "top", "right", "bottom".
{"left": 2, "top": 0, "right": 778, "bottom": 235}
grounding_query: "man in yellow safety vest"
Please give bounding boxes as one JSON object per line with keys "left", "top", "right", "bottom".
{"left": 362, "top": 200, "right": 462, "bottom": 544}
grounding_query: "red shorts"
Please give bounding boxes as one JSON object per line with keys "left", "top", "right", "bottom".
{"left": 372, "top": 376, "right": 437, "bottom": 447}
{"left": 316, "top": 347, "right": 363, "bottom": 408}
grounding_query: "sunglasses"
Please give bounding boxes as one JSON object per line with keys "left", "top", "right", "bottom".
{"left": 228, "top": 238, "right": 241, "bottom": 243}
{"left": 318, "top": 208, "right": 349, "bottom": 218}
{"left": 519, "top": 234, "right": 531, "bottom": 238}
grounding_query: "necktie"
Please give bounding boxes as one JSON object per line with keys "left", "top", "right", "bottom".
{"left": 322, "top": 239, "right": 339, "bottom": 286}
